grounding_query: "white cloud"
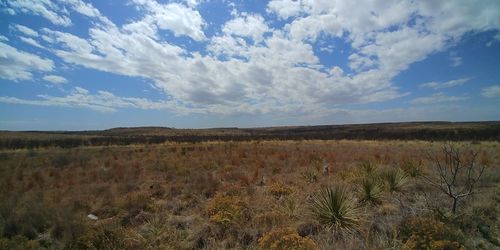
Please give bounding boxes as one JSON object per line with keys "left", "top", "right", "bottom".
{"left": 286, "top": 13, "right": 343, "bottom": 41}
{"left": 329, "top": 66, "right": 343, "bottom": 77}
{"left": 133, "top": 0, "right": 206, "bottom": 41}
{"left": 3, "top": 0, "right": 72, "bottom": 26}
{"left": 480, "top": 85, "right": 500, "bottom": 98}
{"left": 42, "top": 75, "right": 67, "bottom": 84}
{"left": 0, "top": 42, "right": 53, "bottom": 81}
{"left": 419, "top": 78, "right": 469, "bottom": 89}
{"left": 2, "top": 0, "right": 499, "bottom": 117}
{"left": 13, "top": 24, "right": 38, "bottom": 37}
{"left": 0, "top": 87, "right": 177, "bottom": 113}
{"left": 222, "top": 14, "right": 270, "bottom": 43}
{"left": 0, "top": 35, "right": 8, "bottom": 42}
{"left": 410, "top": 93, "right": 469, "bottom": 105}
{"left": 267, "top": 0, "right": 303, "bottom": 20}
{"left": 19, "top": 37, "right": 44, "bottom": 48}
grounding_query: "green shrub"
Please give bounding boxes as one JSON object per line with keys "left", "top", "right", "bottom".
{"left": 382, "top": 168, "right": 408, "bottom": 193}
{"left": 359, "top": 178, "right": 382, "bottom": 205}
{"left": 310, "top": 185, "right": 360, "bottom": 234}
{"left": 359, "top": 161, "right": 378, "bottom": 175}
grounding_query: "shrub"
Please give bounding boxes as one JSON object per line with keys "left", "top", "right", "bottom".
{"left": 70, "top": 226, "right": 130, "bottom": 250}
{"left": 206, "top": 193, "right": 248, "bottom": 227}
{"left": 382, "top": 168, "right": 408, "bottom": 193}
{"left": 310, "top": 185, "right": 360, "bottom": 234}
{"left": 430, "top": 240, "right": 465, "bottom": 250}
{"left": 0, "top": 235, "right": 40, "bottom": 250}
{"left": 400, "top": 159, "right": 422, "bottom": 177}
{"left": 301, "top": 169, "right": 318, "bottom": 183}
{"left": 359, "top": 160, "right": 378, "bottom": 176}
{"left": 400, "top": 218, "right": 464, "bottom": 250}
{"left": 258, "top": 227, "right": 318, "bottom": 250}
{"left": 359, "top": 178, "right": 382, "bottom": 205}
{"left": 268, "top": 182, "right": 293, "bottom": 198}
{"left": 425, "top": 143, "right": 485, "bottom": 214}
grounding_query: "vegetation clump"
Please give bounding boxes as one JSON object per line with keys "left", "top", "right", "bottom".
{"left": 268, "top": 182, "right": 294, "bottom": 198}
{"left": 206, "top": 193, "right": 248, "bottom": 227}
{"left": 382, "top": 168, "right": 408, "bottom": 193}
{"left": 258, "top": 227, "right": 318, "bottom": 250}
{"left": 359, "top": 178, "right": 383, "bottom": 205}
{"left": 400, "top": 217, "right": 464, "bottom": 250}
{"left": 310, "top": 185, "right": 360, "bottom": 234}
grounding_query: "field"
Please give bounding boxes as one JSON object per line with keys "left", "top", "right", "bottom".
{"left": 1, "top": 125, "right": 500, "bottom": 249}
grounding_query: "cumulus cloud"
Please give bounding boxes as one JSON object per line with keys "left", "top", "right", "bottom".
{"left": 419, "top": 78, "right": 470, "bottom": 89}
{"left": 132, "top": 0, "right": 206, "bottom": 41}
{"left": 222, "top": 14, "right": 270, "bottom": 43}
{"left": 267, "top": 0, "right": 303, "bottom": 20}
{"left": 42, "top": 75, "right": 67, "bottom": 84}
{"left": 410, "top": 93, "right": 469, "bottom": 105}
{"left": 480, "top": 85, "right": 500, "bottom": 98}
{"left": 0, "top": 42, "right": 53, "bottom": 81}
{"left": 2, "top": 0, "right": 500, "bottom": 117}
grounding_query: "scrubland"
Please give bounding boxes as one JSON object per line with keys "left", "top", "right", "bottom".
{"left": 0, "top": 140, "right": 499, "bottom": 249}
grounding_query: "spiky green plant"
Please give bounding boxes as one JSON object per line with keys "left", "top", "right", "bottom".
{"left": 310, "top": 185, "right": 360, "bottom": 234}
{"left": 359, "top": 160, "right": 377, "bottom": 175}
{"left": 359, "top": 178, "right": 382, "bottom": 205}
{"left": 382, "top": 168, "right": 408, "bottom": 193}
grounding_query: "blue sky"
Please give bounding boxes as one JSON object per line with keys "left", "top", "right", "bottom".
{"left": 1, "top": 0, "right": 500, "bottom": 130}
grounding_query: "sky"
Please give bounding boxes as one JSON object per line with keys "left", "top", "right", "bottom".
{"left": 1, "top": 0, "right": 500, "bottom": 130}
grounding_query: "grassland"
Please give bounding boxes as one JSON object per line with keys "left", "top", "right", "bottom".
{"left": 0, "top": 137, "right": 499, "bottom": 249}
{"left": 1, "top": 121, "right": 500, "bottom": 150}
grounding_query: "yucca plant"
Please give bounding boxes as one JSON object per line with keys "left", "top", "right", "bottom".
{"left": 310, "top": 185, "right": 360, "bottom": 234}
{"left": 400, "top": 159, "right": 422, "bottom": 177}
{"left": 359, "top": 160, "right": 377, "bottom": 176}
{"left": 359, "top": 178, "right": 382, "bottom": 205}
{"left": 382, "top": 168, "right": 408, "bottom": 193}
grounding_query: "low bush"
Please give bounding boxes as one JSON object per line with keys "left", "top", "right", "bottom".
{"left": 258, "top": 227, "right": 318, "bottom": 250}
{"left": 268, "top": 182, "right": 294, "bottom": 198}
{"left": 206, "top": 193, "right": 248, "bottom": 228}
{"left": 400, "top": 217, "right": 464, "bottom": 250}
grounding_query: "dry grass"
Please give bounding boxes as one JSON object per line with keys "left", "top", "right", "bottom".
{"left": 0, "top": 140, "right": 499, "bottom": 249}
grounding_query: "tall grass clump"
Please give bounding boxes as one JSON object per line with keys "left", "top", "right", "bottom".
{"left": 310, "top": 185, "right": 360, "bottom": 234}
{"left": 399, "top": 159, "right": 422, "bottom": 177}
{"left": 382, "top": 168, "right": 408, "bottom": 193}
{"left": 359, "top": 160, "right": 378, "bottom": 176}
{"left": 359, "top": 178, "right": 382, "bottom": 205}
